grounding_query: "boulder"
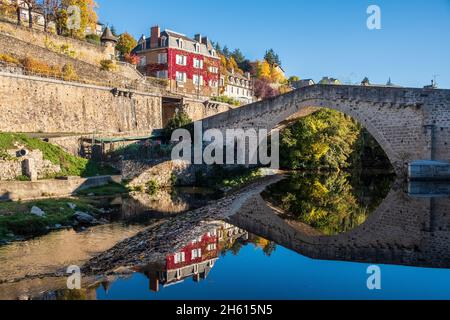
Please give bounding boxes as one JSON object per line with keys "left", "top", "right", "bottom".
{"left": 74, "top": 211, "right": 95, "bottom": 224}
{"left": 30, "top": 206, "right": 46, "bottom": 217}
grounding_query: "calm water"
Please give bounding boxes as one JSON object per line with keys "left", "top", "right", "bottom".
{"left": 3, "top": 172, "right": 450, "bottom": 300}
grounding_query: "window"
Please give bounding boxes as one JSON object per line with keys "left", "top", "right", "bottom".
{"left": 177, "top": 38, "right": 184, "bottom": 48}
{"left": 193, "top": 74, "right": 203, "bottom": 86}
{"left": 211, "top": 49, "right": 216, "bottom": 57}
{"left": 191, "top": 248, "right": 202, "bottom": 259}
{"left": 176, "top": 71, "right": 186, "bottom": 82}
{"left": 209, "top": 66, "right": 218, "bottom": 74}
{"left": 174, "top": 252, "right": 186, "bottom": 264}
{"left": 157, "top": 53, "right": 167, "bottom": 64}
{"left": 209, "top": 80, "right": 218, "bottom": 88}
{"left": 207, "top": 243, "right": 217, "bottom": 251}
{"left": 156, "top": 70, "right": 168, "bottom": 79}
{"left": 176, "top": 54, "right": 187, "bottom": 66}
{"left": 139, "top": 56, "right": 147, "bottom": 67}
{"left": 194, "top": 43, "right": 200, "bottom": 52}
{"left": 193, "top": 58, "right": 203, "bottom": 69}
{"left": 160, "top": 36, "right": 167, "bottom": 47}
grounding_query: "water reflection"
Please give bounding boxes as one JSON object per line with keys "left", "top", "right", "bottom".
{"left": 261, "top": 171, "right": 394, "bottom": 235}
{"left": 3, "top": 174, "right": 450, "bottom": 300}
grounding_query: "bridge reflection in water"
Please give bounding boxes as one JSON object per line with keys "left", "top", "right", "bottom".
{"left": 230, "top": 177, "right": 450, "bottom": 269}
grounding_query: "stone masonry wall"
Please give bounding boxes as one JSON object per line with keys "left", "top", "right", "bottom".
{"left": 0, "top": 73, "right": 163, "bottom": 134}
{"left": 0, "top": 20, "right": 110, "bottom": 66}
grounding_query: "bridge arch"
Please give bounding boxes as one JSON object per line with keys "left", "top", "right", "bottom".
{"left": 202, "top": 85, "right": 448, "bottom": 175}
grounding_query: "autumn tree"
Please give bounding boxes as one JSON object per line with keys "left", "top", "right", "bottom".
{"left": 256, "top": 60, "right": 271, "bottom": 79}
{"left": 116, "top": 32, "right": 137, "bottom": 56}
{"left": 60, "top": 0, "right": 98, "bottom": 39}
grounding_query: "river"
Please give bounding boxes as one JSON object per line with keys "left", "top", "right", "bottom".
{"left": 2, "top": 172, "right": 450, "bottom": 300}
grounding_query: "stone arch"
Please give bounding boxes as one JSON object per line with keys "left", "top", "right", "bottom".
{"left": 264, "top": 97, "right": 400, "bottom": 173}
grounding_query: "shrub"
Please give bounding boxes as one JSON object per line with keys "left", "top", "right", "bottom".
{"left": 146, "top": 179, "right": 159, "bottom": 195}
{"left": 85, "top": 34, "right": 101, "bottom": 46}
{"left": 211, "top": 96, "right": 241, "bottom": 106}
{"left": 100, "top": 59, "right": 116, "bottom": 71}
{"left": 21, "top": 57, "right": 61, "bottom": 77}
{"left": 62, "top": 63, "right": 78, "bottom": 81}
{"left": 123, "top": 53, "right": 140, "bottom": 65}
{"left": 0, "top": 53, "right": 20, "bottom": 65}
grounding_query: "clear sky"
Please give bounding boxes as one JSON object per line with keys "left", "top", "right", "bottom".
{"left": 96, "top": 0, "right": 450, "bottom": 89}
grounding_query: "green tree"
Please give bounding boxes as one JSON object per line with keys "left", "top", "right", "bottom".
{"left": 163, "top": 112, "right": 193, "bottom": 141}
{"left": 231, "top": 48, "right": 245, "bottom": 65}
{"left": 116, "top": 32, "right": 137, "bottom": 56}
{"left": 280, "top": 109, "right": 361, "bottom": 170}
{"left": 264, "top": 48, "right": 281, "bottom": 67}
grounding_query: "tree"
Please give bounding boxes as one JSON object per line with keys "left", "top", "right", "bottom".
{"left": 40, "top": 0, "right": 61, "bottom": 32}
{"left": 61, "top": 0, "right": 98, "bottom": 39}
{"left": 264, "top": 48, "right": 281, "bottom": 67}
{"left": 288, "top": 76, "right": 300, "bottom": 83}
{"left": 222, "top": 45, "right": 230, "bottom": 58}
{"left": 238, "top": 59, "right": 252, "bottom": 73}
{"left": 253, "top": 78, "right": 279, "bottom": 100}
{"left": 22, "top": 0, "right": 37, "bottom": 28}
{"left": 256, "top": 60, "right": 271, "bottom": 79}
{"left": 163, "top": 112, "right": 193, "bottom": 141}
{"left": 116, "top": 32, "right": 137, "bottom": 56}
{"left": 231, "top": 48, "right": 245, "bottom": 66}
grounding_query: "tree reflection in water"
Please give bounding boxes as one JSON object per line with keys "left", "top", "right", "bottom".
{"left": 262, "top": 171, "right": 394, "bottom": 235}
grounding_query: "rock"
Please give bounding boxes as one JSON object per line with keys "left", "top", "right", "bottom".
{"left": 30, "top": 206, "right": 46, "bottom": 217}
{"left": 67, "top": 203, "right": 77, "bottom": 210}
{"left": 87, "top": 193, "right": 95, "bottom": 197}
{"left": 6, "top": 233, "right": 14, "bottom": 238}
{"left": 74, "top": 211, "right": 95, "bottom": 224}
{"left": 54, "top": 224, "right": 62, "bottom": 229}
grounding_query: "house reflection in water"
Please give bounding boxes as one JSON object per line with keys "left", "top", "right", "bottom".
{"left": 141, "top": 222, "right": 248, "bottom": 292}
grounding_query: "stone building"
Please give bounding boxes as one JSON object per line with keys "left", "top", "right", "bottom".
{"left": 132, "top": 26, "right": 221, "bottom": 98}
{"left": 220, "top": 70, "right": 254, "bottom": 104}
{"left": 100, "top": 26, "right": 118, "bottom": 60}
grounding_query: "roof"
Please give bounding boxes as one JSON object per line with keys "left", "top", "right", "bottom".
{"left": 101, "top": 27, "right": 118, "bottom": 43}
{"left": 132, "top": 28, "right": 218, "bottom": 58}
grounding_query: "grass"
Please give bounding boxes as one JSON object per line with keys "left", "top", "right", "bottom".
{"left": 76, "top": 182, "right": 130, "bottom": 196}
{"left": 0, "top": 198, "right": 99, "bottom": 240}
{"left": 0, "top": 133, "right": 119, "bottom": 178}
{"left": 196, "top": 166, "right": 264, "bottom": 190}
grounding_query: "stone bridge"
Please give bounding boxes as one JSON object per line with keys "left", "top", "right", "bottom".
{"left": 229, "top": 181, "right": 450, "bottom": 269}
{"left": 203, "top": 85, "right": 450, "bottom": 174}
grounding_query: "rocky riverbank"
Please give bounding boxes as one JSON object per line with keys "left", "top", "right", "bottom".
{"left": 82, "top": 174, "right": 284, "bottom": 275}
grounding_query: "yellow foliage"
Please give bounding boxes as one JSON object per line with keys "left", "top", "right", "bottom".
{"left": 312, "top": 142, "right": 330, "bottom": 160}
{"left": 270, "top": 66, "right": 286, "bottom": 83}
{"left": 21, "top": 57, "right": 61, "bottom": 77}
{"left": 256, "top": 60, "right": 271, "bottom": 79}
{"left": 0, "top": 54, "right": 20, "bottom": 65}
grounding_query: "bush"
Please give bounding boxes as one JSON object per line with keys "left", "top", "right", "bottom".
{"left": 163, "top": 112, "right": 193, "bottom": 141}
{"left": 100, "top": 59, "right": 116, "bottom": 71}
{"left": 85, "top": 34, "right": 101, "bottom": 46}
{"left": 0, "top": 53, "right": 20, "bottom": 65}
{"left": 146, "top": 179, "right": 159, "bottom": 195}
{"left": 21, "top": 57, "right": 61, "bottom": 77}
{"left": 62, "top": 63, "right": 78, "bottom": 80}
{"left": 211, "top": 96, "right": 241, "bottom": 106}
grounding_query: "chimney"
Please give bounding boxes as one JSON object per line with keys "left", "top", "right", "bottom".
{"left": 151, "top": 26, "right": 160, "bottom": 48}
{"left": 201, "top": 36, "right": 209, "bottom": 45}
{"left": 194, "top": 34, "right": 202, "bottom": 42}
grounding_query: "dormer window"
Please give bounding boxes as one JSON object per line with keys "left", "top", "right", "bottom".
{"left": 160, "top": 36, "right": 167, "bottom": 47}
{"left": 194, "top": 43, "right": 200, "bottom": 52}
{"left": 211, "top": 49, "right": 216, "bottom": 57}
{"left": 177, "top": 38, "right": 184, "bottom": 48}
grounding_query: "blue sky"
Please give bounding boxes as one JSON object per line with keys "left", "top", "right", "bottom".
{"left": 96, "top": 0, "right": 450, "bottom": 88}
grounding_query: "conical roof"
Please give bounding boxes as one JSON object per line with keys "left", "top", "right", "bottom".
{"left": 101, "top": 27, "right": 118, "bottom": 43}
